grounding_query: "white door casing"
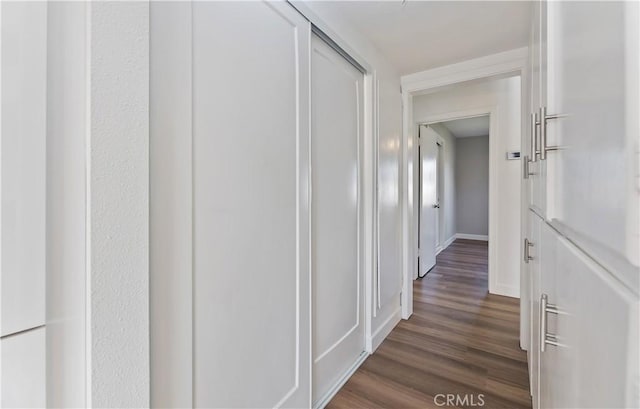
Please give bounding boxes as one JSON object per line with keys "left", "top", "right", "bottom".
{"left": 418, "top": 125, "right": 438, "bottom": 277}
{"left": 310, "top": 33, "right": 366, "bottom": 405}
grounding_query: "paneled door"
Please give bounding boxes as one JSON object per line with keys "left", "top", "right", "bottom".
{"left": 544, "top": 1, "right": 639, "bottom": 273}
{"left": 526, "top": 210, "right": 542, "bottom": 409}
{"left": 192, "top": 2, "right": 311, "bottom": 407}
{"left": 418, "top": 125, "right": 438, "bottom": 277}
{"left": 310, "top": 34, "right": 365, "bottom": 405}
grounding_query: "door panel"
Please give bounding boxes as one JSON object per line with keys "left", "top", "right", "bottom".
{"left": 556, "top": 235, "right": 637, "bottom": 408}
{"left": 0, "top": 1, "right": 47, "bottom": 337}
{"left": 545, "top": 1, "right": 638, "bottom": 269}
{"left": 311, "top": 34, "right": 365, "bottom": 405}
{"left": 528, "top": 0, "right": 547, "bottom": 216}
{"left": 527, "top": 210, "right": 542, "bottom": 409}
{"left": 538, "top": 222, "right": 562, "bottom": 409}
{"left": 1, "top": 327, "right": 46, "bottom": 408}
{"left": 418, "top": 125, "right": 438, "bottom": 276}
{"left": 192, "top": 2, "right": 310, "bottom": 407}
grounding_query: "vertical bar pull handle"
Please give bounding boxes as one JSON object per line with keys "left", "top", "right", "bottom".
{"left": 530, "top": 112, "right": 539, "bottom": 162}
{"left": 540, "top": 293, "right": 559, "bottom": 352}
{"left": 524, "top": 238, "right": 534, "bottom": 263}
{"left": 539, "top": 106, "right": 569, "bottom": 160}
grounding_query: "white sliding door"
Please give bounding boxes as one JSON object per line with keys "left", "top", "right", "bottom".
{"left": 192, "top": 2, "right": 311, "bottom": 407}
{"left": 310, "top": 34, "right": 365, "bottom": 405}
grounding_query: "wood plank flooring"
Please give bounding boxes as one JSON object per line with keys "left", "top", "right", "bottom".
{"left": 328, "top": 239, "right": 532, "bottom": 409}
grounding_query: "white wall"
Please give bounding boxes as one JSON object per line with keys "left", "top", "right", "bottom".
{"left": 88, "top": 2, "right": 149, "bottom": 406}
{"left": 300, "top": 1, "right": 404, "bottom": 350}
{"left": 456, "top": 135, "right": 490, "bottom": 236}
{"left": 413, "top": 76, "right": 522, "bottom": 297}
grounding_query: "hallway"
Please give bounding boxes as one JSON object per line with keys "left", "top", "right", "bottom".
{"left": 328, "top": 240, "right": 531, "bottom": 409}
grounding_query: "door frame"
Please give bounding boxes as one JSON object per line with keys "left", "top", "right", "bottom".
{"left": 400, "top": 48, "right": 529, "bottom": 320}
{"left": 415, "top": 111, "right": 495, "bottom": 284}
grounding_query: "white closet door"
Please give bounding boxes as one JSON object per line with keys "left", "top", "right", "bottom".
{"left": 192, "top": 2, "right": 311, "bottom": 407}
{"left": 1, "top": 327, "right": 46, "bottom": 408}
{"left": 0, "top": 0, "right": 47, "bottom": 337}
{"left": 311, "top": 34, "right": 364, "bottom": 405}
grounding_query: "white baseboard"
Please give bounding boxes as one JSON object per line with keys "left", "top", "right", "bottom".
{"left": 456, "top": 233, "right": 489, "bottom": 241}
{"left": 313, "top": 351, "right": 368, "bottom": 409}
{"left": 436, "top": 235, "right": 456, "bottom": 255}
{"left": 371, "top": 308, "right": 401, "bottom": 352}
{"left": 491, "top": 283, "right": 519, "bottom": 299}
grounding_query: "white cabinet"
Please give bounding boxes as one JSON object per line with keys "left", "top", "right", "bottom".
{"left": 524, "top": 1, "right": 640, "bottom": 408}
{"left": 0, "top": 327, "right": 46, "bottom": 408}
{"left": 0, "top": 1, "right": 47, "bottom": 337}
{"left": 527, "top": 0, "right": 639, "bottom": 283}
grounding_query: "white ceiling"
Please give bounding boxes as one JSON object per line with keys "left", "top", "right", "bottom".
{"left": 307, "top": 1, "right": 531, "bottom": 76}
{"left": 440, "top": 115, "right": 489, "bottom": 138}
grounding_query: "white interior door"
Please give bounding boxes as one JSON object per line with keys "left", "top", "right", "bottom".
{"left": 311, "top": 34, "right": 365, "bottom": 405}
{"left": 192, "top": 2, "right": 311, "bottom": 407}
{"left": 418, "top": 125, "right": 438, "bottom": 277}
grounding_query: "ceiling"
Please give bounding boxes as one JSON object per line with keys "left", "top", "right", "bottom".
{"left": 440, "top": 115, "right": 489, "bottom": 138}
{"left": 306, "top": 1, "right": 531, "bottom": 76}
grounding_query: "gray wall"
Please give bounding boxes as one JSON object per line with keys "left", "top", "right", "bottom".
{"left": 455, "top": 135, "right": 489, "bottom": 236}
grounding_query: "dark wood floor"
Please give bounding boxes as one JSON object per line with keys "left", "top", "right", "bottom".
{"left": 328, "top": 239, "right": 532, "bottom": 409}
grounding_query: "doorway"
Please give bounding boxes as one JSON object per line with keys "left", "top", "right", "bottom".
{"left": 416, "top": 115, "right": 491, "bottom": 282}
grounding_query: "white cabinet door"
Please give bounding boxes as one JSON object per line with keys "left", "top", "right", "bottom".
{"left": 0, "top": 1, "right": 47, "bottom": 337}
{"left": 192, "top": 2, "right": 311, "bottom": 407}
{"left": 310, "top": 34, "right": 365, "bottom": 405}
{"left": 1, "top": 327, "right": 46, "bottom": 408}
{"left": 538, "top": 223, "right": 639, "bottom": 409}
{"left": 544, "top": 1, "right": 639, "bottom": 277}
{"left": 527, "top": 0, "right": 547, "bottom": 216}
{"left": 526, "top": 210, "right": 542, "bottom": 409}
{"left": 555, "top": 236, "right": 639, "bottom": 408}
{"left": 538, "top": 222, "right": 575, "bottom": 409}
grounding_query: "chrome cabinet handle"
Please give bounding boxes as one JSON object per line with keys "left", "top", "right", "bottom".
{"left": 523, "top": 155, "right": 535, "bottom": 179}
{"left": 530, "top": 112, "right": 539, "bottom": 163}
{"left": 539, "top": 106, "right": 569, "bottom": 160}
{"left": 524, "top": 238, "right": 534, "bottom": 263}
{"left": 540, "top": 293, "right": 559, "bottom": 352}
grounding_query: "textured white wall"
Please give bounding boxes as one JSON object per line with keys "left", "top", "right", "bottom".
{"left": 88, "top": 2, "right": 149, "bottom": 406}
{"left": 413, "top": 76, "right": 522, "bottom": 297}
